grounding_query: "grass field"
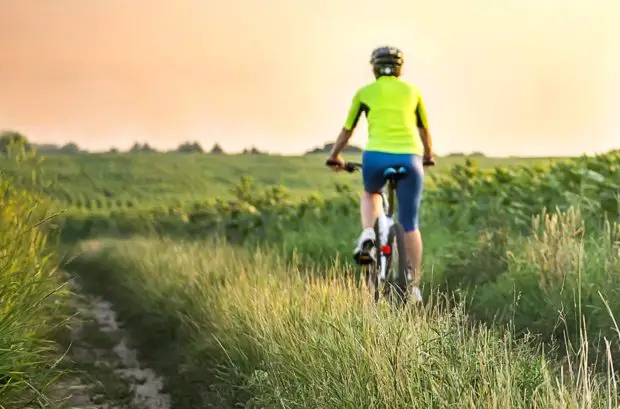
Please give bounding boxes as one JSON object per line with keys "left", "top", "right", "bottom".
{"left": 61, "top": 150, "right": 618, "bottom": 407}
{"left": 0, "top": 151, "right": 567, "bottom": 208}
{"left": 2, "top": 146, "right": 619, "bottom": 407}
{"left": 67, "top": 232, "right": 619, "bottom": 408}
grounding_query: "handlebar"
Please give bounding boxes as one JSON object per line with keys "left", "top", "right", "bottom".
{"left": 325, "top": 159, "right": 362, "bottom": 173}
{"left": 325, "top": 157, "right": 435, "bottom": 172}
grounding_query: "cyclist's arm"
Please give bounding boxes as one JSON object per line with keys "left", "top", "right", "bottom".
{"left": 329, "top": 128, "right": 353, "bottom": 159}
{"left": 416, "top": 94, "right": 434, "bottom": 159}
{"left": 329, "top": 90, "right": 363, "bottom": 158}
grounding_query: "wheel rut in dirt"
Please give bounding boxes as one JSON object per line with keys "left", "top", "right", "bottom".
{"left": 53, "top": 275, "right": 171, "bottom": 409}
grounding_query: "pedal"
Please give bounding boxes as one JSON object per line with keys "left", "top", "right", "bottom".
{"left": 354, "top": 241, "right": 376, "bottom": 265}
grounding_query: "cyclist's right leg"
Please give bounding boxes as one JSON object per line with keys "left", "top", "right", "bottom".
{"left": 394, "top": 154, "right": 425, "bottom": 301}
{"left": 353, "top": 151, "right": 386, "bottom": 263}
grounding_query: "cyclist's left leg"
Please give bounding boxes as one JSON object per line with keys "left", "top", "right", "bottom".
{"left": 394, "top": 154, "right": 424, "bottom": 301}
{"left": 354, "top": 151, "right": 386, "bottom": 263}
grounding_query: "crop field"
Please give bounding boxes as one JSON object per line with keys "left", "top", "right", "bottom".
{"left": 0, "top": 151, "right": 565, "bottom": 209}
{"left": 2, "top": 147, "right": 620, "bottom": 408}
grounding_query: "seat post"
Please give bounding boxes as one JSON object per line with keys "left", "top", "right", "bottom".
{"left": 382, "top": 166, "right": 407, "bottom": 219}
{"left": 386, "top": 179, "right": 397, "bottom": 218}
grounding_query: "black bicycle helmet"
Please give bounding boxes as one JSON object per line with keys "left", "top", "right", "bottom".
{"left": 370, "top": 46, "right": 403, "bottom": 76}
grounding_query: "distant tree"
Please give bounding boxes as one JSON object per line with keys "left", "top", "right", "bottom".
{"left": 469, "top": 151, "right": 486, "bottom": 157}
{"left": 241, "top": 146, "right": 265, "bottom": 155}
{"left": 140, "top": 143, "right": 157, "bottom": 153}
{"left": 0, "top": 130, "right": 31, "bottom": 153}
{"left": 129, "top": 142, "right": 143, "bottom": 153}
{"left": 176, "top": 141, "right": 204, "bottom": 153}
{"left": 128, "top": 142, "right": 156, "bottom": 153}
{"left": 59, "top": 142, "right": 81, "bottom": 153}
{"left": 107, "top": 147, "right": 120, "bottom": 154}
{"left": 210, "top": 143, "right": 225, "bottom": 154}
{"left": 305, "top": 142, "right": 362, "bottom": 155}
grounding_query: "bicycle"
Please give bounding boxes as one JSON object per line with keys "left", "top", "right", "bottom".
{"left": 326, "top": 157, "right": 435, "bottom": 306}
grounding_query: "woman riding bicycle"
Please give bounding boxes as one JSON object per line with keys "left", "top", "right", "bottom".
{"left": 326, "top": 45, "right": 435, "bottom": 302}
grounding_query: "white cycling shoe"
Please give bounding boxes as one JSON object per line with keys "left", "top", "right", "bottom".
{"left": 409, "top": 286, "right": 423, "bottom": 303}
{"left": 353, "top": 228, "right": 376, "bottom": 265}
{"left": 407, "top": 267, "right": 423, "bottom": 303}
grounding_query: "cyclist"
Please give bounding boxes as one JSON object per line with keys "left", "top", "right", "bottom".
{"left": 326, "top": 45, "right": 434, "bottom": 302}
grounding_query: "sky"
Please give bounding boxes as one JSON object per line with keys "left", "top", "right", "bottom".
{"left": 0, "top": 0, "right": 618, "bottom": 156}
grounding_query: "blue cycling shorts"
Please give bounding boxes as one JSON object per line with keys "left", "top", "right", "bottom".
{"left": 361, "top": 150, "right": 424, "bottom": 232}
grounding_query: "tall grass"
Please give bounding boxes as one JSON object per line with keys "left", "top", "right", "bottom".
{"left": 67, "top": 211, "right": 620, "bottom": 408}
{"left": 433, "top": 207, "right": 620, "bottom": 369}
{"left": 59, "top": 150, "right": 619, "bottom": 407}
{"left": 0, "top": 150, "right": 69, "bottom": 408}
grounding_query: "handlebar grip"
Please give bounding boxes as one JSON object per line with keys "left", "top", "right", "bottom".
{"left": 325, "top": 159, "right": 361, "bottom": 173}
{"left": 325, "top": 159, "right": 341, "bottom": 167}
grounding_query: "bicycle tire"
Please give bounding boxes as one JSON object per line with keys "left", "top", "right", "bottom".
{"left": 384, "top": 223, "right": 409, "bottom": 306}
{"left": 354, "top": 264, "right": 364, "bottom": 289}
{"left": 363, "top": 219, "right": 381, "bottom": 303}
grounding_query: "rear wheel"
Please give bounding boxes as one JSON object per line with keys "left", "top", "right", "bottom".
{"left": 354, "top": 264, "right": 364, "bottom": 289}
{"left": 365, "top": 265, "right": 379, "bottom": 303}
{"left": 363, "top": 219, "right": 381, "bottom": 303}
{"left": 384, "top": 223, "right": 409, "bottom": 306}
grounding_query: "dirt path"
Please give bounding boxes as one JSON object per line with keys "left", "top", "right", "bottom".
{"left": 51, "top": 276, "right": 171, "bottom": 409}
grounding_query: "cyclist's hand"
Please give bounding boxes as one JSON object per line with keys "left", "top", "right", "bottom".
{"left": 327, "top": 154, "right": 345, "bottom": 172}
{"left": 423, "top": 155, "right": 435, "bottom": 168}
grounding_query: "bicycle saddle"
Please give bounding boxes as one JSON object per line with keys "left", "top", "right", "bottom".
{"left": 383, "top": 167, "right": 408, "bottom": 180}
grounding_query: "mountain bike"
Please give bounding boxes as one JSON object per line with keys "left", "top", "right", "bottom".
{"left": 326, "top": 157, "right": 435, "bottom": 306}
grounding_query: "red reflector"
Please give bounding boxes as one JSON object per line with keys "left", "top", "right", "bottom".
{"left": 381, "top": 245, "right": 392, "bottom": 255}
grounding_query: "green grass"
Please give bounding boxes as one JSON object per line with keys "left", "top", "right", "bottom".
{"left": 66, "top": 227, "right": 620, "bottom": 408}
{"left": 47, "top": 151, "right": 618, "bottom": 248}
{"left": 0, "top": 152, "right": 70, "bottom": 407}
{"left": 0, "top": 152, "right": 565, "bottom": 208}
{"left": 59, "top": 150, "right": 620, "bottom": 408}
{"left": 1, "top": 143, "right": 616, "bottom": 406}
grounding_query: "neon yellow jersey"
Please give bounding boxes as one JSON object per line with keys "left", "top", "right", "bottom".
{"left": 343, "top": 76, "right": 429, "bottom": 156}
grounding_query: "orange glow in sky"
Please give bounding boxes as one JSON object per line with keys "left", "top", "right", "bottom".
{"left": 0, "top": 0, "right": 618, "bottom": 155}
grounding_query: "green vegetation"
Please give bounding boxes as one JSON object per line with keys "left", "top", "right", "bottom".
{"left": 51, "top": 152, "right": 617, "bottom": 246}
{"left": 3, "top": 129, "right": 619, "bottom": 407}
{"left": 0, "top": 148, "right": 564, "bottom": 208}
{"left": 62, "top": 150, "right": 619, "bottom": 407}
{"left": 0, "top": 150, "right": 69, "bottom": 407}
{"left": 67, "top": 235, "right": 619, "bottom": 408}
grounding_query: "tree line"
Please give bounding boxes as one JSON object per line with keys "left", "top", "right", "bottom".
{"left": 1, "top": 129, "right": 494, "bottom": 157}
{"left": 0, "top": 130, "right": 266, "bottom": 155}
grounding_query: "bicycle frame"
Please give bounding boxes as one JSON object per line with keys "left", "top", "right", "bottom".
{"left": 376, "top": 179, "right": 397, "bottom": 282}
{"left": 325, "top": 157, "right": 435, "bottom": 301}
{"left": 324, "top": 159, "right": 401, "bottom": 283}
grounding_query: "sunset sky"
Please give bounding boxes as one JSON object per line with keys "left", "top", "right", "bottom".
{"left": 0, "top": 0, "right": 618, "bottom": 156}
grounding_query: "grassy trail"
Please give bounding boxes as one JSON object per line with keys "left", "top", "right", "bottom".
{"left": 51, "top": 272, "right": 171, "bottom": 409}
{"left": 0, "top": 149, "right": 172, "bottom": 408}
{"left": 66, "top": 226, "right": 620, "bottom": 408}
